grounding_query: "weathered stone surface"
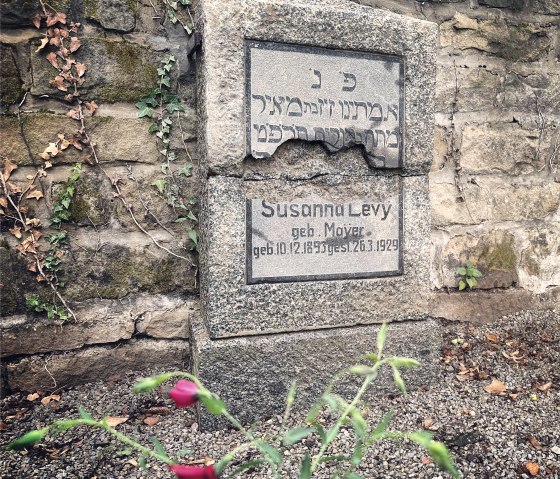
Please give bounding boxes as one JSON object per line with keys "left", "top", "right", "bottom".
{"left": 136, "top": 297, "right": 197, "bottom": 339}
{"left": 531, "top": 0, "right": 560, "bottom": 14}
{"left": 31, "top": 38, "right": 158, "bottom": 102}
{"left": 0, "top": 0, "right": 71, "bottom": 27}
{"left": 430, "top": 290, "right": 560, "bottom": 322}
{"left": 193, "top": 318, "right": 441, "bottom": 430}
{"left": 85, "top": 0, "right": 136, "bottom": 32}
{"left": 6, "top": 339, "right": 189, "bottom": 391}
{"left": 197, "top": 0, "right": 437, "bottom": 176}
{"left": 518, "top": 226, "right": 560, "bottom": 294}
{"left": 502, "top": 70, "right": 560, "bottom": 112}
{"left": 460, "top": 122, "right": 544, "bottom": 174}
{"left": 0, "top": 309, "right": 134, "bottom": 358}
{"left": 432, "top": 230, "right": 519, "bottom": 290}
{"left": 202, "top": 174, "right": 431, "bottom": 338}
{"left": 436, "top": 64, "right": 501, "bottom": 113}
{"left": 479, "top": 0, "right": 524, "bottom": 9}
{"left": 0, "top": 44, "right": 23, "bottom": 107}
{"left": 430, "top": 177, "right": 560, "bottom": 226}
{"left": 440, "top": 13, "right": 551, "bottom": 61}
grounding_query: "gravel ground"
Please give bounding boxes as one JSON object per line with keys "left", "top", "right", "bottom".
{"left": 1, "top": 310, "right": 559, "bottom": 479}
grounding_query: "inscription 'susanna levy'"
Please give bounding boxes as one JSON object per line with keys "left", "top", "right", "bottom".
{"left": 246, "top": 41, "right": 405, "bottom": 168}
{"left": 246, "top": 196, "right": 403, "bottom": 284}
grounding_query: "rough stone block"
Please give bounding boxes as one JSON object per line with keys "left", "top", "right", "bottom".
{"left": 31, "top": 38, "right": 158, "bottom": 102}
{"left": 0, "top": 0, "right": 71, "bottom": 27}
{"left": 202, "top": 174, "right": 431, "bottom": 338}
{"left": 84, "top": 0, "right": 137, "bottom": 32}
{"left": 136, "top": 297, "right": 198, "bottom": 339}
{"left": 196, "top": 0, "right": 437, "bottom": 176}
{"left": 518, "top": 226, "right": 560, "bottom": 294}
{"left": 460, "top": 122, "right": 544, "bottom": 174}
{"left": 479, "top": 0, "right": 524, "bottom": 9}
{"left": 6, "top": 338, "right": 189, "bottom": 392}
{"left": 531, "top": 0, "right": 560, "bottom": 14}
{"left": 440, "top": 13, "right": 551, "bottom": 61}
{"left": 502, "top": 70, "right": 560, "bottom": 112}
{"left": 430, "top": 176, "right": 560, "bottom": 226}
{"left": 192, "top": 318, "right": 442, "bottom": 430}
{"left": 0, "top": 44, "right": 23, "bottom": 107}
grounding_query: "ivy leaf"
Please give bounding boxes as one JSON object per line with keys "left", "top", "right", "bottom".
{"left": 136, "top": 103, "right": 154, "bottom": 118}
{"left": 151, "top": 179, "right": 166, "bottom": 195}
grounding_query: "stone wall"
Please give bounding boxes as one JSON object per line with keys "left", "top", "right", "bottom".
{"left": 1, "top": 0, "right": 558, "bottom": 392}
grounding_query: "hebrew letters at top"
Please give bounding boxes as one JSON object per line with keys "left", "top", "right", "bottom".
{"left": 246, "top": 41, "right": 404, "bottom": 168}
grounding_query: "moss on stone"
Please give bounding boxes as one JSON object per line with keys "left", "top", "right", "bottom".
{"left": 480, "top": 236, "right": 517, "bottom": 273}
{"left": 0, "top": 45, "right": 23, "bottom": 107}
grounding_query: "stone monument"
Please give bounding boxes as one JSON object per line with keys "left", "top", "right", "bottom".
{"left": 192, "top": 0, "right": 439, "bottom": 428}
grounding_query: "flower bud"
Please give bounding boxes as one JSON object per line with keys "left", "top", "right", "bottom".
{"left": 169, "top": 464, "right": 217, "bottom": 479}
{"left": 168, "top": 379, "right": 199, "bottom": 408}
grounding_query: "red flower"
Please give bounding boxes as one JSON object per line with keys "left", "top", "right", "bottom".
{"left": 169, "top": 464, "right": 217, "bottom": 479}
{"left": 168, "top": 379, "right": 199, "bottom": 408}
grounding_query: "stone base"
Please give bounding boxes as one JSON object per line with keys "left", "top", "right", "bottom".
{"left": 192, "top": 318, "right": 441, "bottom": 430}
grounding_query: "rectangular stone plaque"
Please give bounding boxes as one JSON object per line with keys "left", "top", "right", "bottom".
{"left": 246, "top": 193, "right": 403, "bottom": 284}
{"left": 246, "top": 41, "right": 404, "bottom": 168}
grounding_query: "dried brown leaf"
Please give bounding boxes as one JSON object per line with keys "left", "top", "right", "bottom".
{"left": 50, "top": 75, "right": 68, "bottom": 92}
{"left": 67, "top": 109, "right": 81, "bottom": 120}
{"left": 46, "top": 14, "right": 58, "bottom": 27}
{"left": 26, "top": 393, "right": 40, "bottom": 401}
{"left": 26, "top": 190, "right": 44, "bottom": 201}
{"left": 46, "top": 52, "right": 59, "bottom": 69}
{"left": 529, "top": 436, "right": 542, "bottom": 450}
{"left": 41, "top": 394, "right": 60, "bottom": 405}
{"left": 2, "top": 159, "right": 18, "bottom": 181}
{"left": 143, "top": 416, "right": 161, "bottom": 426}
{"left": 485, "top": 333, "right": 499, "bottom": 343}
{"left": 36, "top": 37, "right": 49, "bottom": 53}
{"left": 55, "top": 12, "right": 67, "bottom": 25}
{"left": 69, "top": 37, "right": 81, "bottom": 53}
{"left": 420, "top": 457, "right": 433, "bottom": 465}
{"left": 31, "top": 14, "right": 42, "bottom": 29}
{"left": 9, "top": 226, "right": 22, "bottom": 239}
{"left": 0, "top": 197, "right": 7, "bottom": 208}
{"left": 26, "top": 262, "right": 37, "bottom": 272}
{"left": 105, "top": 416, "right": 128, "bottom": 427}
{"left": 75, "top": 61, "right": 87, "bottom": 77}
{"left": 525, "top": 462, "right": 539, "bottom": 476}
{"left": 423, "top": 418, "right": 434, "bottom": 429}
{"left": 536, "top": 381, "right": 552, "bottom": 392}
{"left": 85, "top": 101, "right": 98, "bottom": 115}
{"left": 484, "top": 379, "right": 507, "bottom": 395}
{"left": 7, "top": 182, "right": 22, "bottom": 193}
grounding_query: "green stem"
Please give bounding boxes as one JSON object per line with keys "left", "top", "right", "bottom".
{"left": 310, "top": 360, "right": 387, "bottom": 473}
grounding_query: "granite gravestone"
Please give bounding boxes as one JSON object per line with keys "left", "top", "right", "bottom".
{"left": 193, "top": 0, "right": 439, "bottom": 428}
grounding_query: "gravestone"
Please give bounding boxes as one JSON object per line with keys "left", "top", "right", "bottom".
{"left": 193, "top": 0, "right": 438, "bottom": 428}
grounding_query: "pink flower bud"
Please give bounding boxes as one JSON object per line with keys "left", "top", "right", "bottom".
{"left": 168, "top": 380, "right": 199, "bottom": 408}
{"left": 169, "top": 464, "right": 217, "bottom": 479}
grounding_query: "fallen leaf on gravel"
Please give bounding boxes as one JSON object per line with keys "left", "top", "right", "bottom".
{"left": 41, "top": 394, "right": 60, "bottom": 405}
{"left": 105, "top": 416, "right": 128, "bottom": 427}
{"left": 485, "top": 333, "right": 499, "bottom": 343}
{"left": 461, "top": 407, "right": 476, "bottom": 416}
{"left": 145, "top": 406, "right": 172, "bottom": 415}
{"left": 420, "top": 456, "right": 433, "bottom": 464}
{"left": 26, "top": 393, "right": 40, "bottom": 402}
{"left": 143, "top": 416, "right": 160, "bottom": 426}
{"left": 536, "top": 382, "right": 552, "bottom": 392}
{"left": 529, "top": 436, "right": 542, "bottom": 450}
{"left": 484, "top": 379, "right": 506, "bottom": 395}
{"left": 423, "top": 418, "right": 434, "bottom": 429}
{"left": 0, "top": 422, "right": 8, "bottom": 430}
{"left": 525, "top": 462, "right": 539, "bottom": 476}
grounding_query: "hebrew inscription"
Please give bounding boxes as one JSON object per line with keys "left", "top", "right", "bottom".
{"left": 246, "top": 41, "right": 404, "bottom": 168}
{"left": 246, "top": 193, "right": 403, "bottom": 284}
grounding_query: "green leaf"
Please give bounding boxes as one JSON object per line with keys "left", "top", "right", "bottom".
{"left": 132, "top": 376, "right": 160, "bottom": 393}
{"left": 114, "top": 448, "right": 133, "bottom": 457}
{"left": 325, "top": 424, "right": 340, "bottom": 445}
{"left": 299, "top": 453, "right": 311, "bottom": 479}
{"left": 351, "top": 439, "right": 364, "bottom": 466}
{"left": 283, "top": 427, "right": 313, "bottom": 446}
{"left": 458, "top": 280, "right": 466, "bottom": 291}
{"left": 150, "top": 436, "right": 169, "bottom": 460}
{"left": 392, "top": 366, "right": 407, "bottom": 395}
{"left": 188, "top": 228, "right": 198, "bottom": 247}
{"left": 388, "top": 357, "right": 420, "bottom": 369}
{"left": 350, "top": 365, "right": 377, "bottom": 376}
{"left": 466, "top": 277, "right": 477, "bottom": 288}
{"left": 161, "top": 77, "right": 171, "bottom": 88}
{"left": 409, "top": 434, "right": 460, "bottom": 479}
{"left": 199, "top": 394, "right": 226, "bottom": 415}
{"left": 362, "top": 353, "right": 379, "bottom": 363}
{"left": 344, "top": 473, "right": 365, "bottom": 479}
{"left": 286, "top": 381, "right": 297, "bottom": 407}
{"left": 256, "top": 441, "right": 282, "bottom": 464}
{"left": 311, "top": 421, "right": 326, "bottom": 443}
{"left": 78, "top": 407, "right": 94, "bottom": 421}
{"left": 350, "top": 409, "right": 367, "bottom": 440}
{"left": 176, "top": 449, "right": 192, "bottom": 457}
{"left": 455, "top": 267, "right": 467, "bottom": 276}
{"left": 137, "top": 106, "right": 154, "bottom": 118}
{"left": 377, "top": 322, "right": 388, "bottom": 357}
{"left": 371, "top": 410, "right": 394, "bottom": 441}
{"left": 7, "top": 428, "right": 48, "bottom": 450}
{"left": 470, "top": 268, "right": 482, "bottom": 278}
{"left": 139, "top": 456, "right": 147, "bottom": 470}
{"left": 151, "top": 178, "right": 166, "bottom": 195}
